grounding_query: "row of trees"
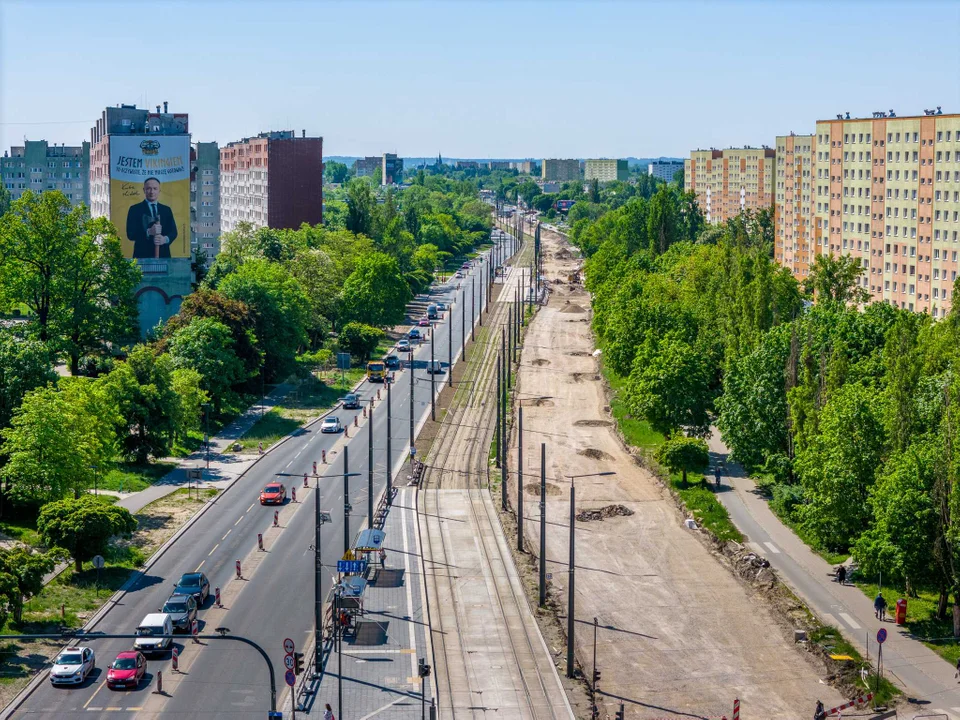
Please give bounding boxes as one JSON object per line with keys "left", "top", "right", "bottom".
{"left": 574, "top": 182, "right": 960, "bottom": 620}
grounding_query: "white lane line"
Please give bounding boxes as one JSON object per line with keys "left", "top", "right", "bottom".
{"left": 295, "top": 450, "right": 302, "bottom": 458}
{"left": 235, "top": 516, "right": 244, "bottom": 526}
{"left": 222, "top": 530, "right": 231, "bottom": 541}
{"left": 839, "top": 612, "right": 861, "bottom": 630}
{"left": 208, "top": 543, "right": 219, "bottom": 556}
{"left": 285, "top": 461, "right": 293, "bottom": 469}
{"left": 359, "top": 698, "right": 405, "bottom": 720}
{"left": 247, "top": 503, "right": 255, "bottom": 512}
{"left": 763, "top": 541, "right": 781, "bottom": 554}
{"left": 194, "top": 561, "right": 204, "bottom": 572}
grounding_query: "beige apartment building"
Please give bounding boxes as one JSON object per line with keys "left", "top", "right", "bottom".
{"left": 684, "top": 147, "right": 775, "bottom": 224}
{"left": 541, "top": 158, "right": 580, "bottom": 182}
{"left": 813, "top": 112, "right": 960, "bottom": 317}
{"left": 774, "top": 134, "right": 816, "bottom": 279}
{"left": 584, "top": 158, "right": 628, "bottom": 183}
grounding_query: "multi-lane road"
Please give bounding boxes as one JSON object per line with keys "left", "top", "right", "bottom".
{"left": 8, "top": 230, "right": 518, "bottom": 720}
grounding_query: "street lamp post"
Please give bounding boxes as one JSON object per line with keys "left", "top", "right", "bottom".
{"left": 566, "top": 471, "right": 616, "bottom": 679}
{"left": 430, "top": 327, "right": 436, "bottom": 421}
{"left": 539, "top": 443, "right": 547, "bottom": 607}
{"left": 517, "top": 407, "right": 524, "bottom": 552}
{"left": 368, "top": 399, "right": 374, "bottom": 529}
{"left": 386, "top": 376, "right": 392, "bottom": 504}
{"left": 202, "top": 403, "right": 211, "bottom": 471}
{"left": 343, "top": 446, "right": 351, "bottom": 556}
{"left": 471, "top": 276, "right": 476, "bottom": 341}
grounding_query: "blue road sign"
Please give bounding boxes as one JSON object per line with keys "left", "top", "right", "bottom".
{"left": 876, "top": 628, "right": 887, "bottom": 644}
{"left": 284, "top": 669, "right": 296, "bottom": 687}
{"left": 338, "top": 559, "right": 368, "bottom": 574}
{"left": 268, "top": 713, "right": 282, "bottom": 719}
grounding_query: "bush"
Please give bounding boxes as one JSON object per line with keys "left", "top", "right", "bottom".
{"left": 770, "top": 483, "right": 805, "bottom": 522}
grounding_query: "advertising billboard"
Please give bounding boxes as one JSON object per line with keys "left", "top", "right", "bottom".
{"left": 110, "top": 135, "right": 190, "bottom": 259}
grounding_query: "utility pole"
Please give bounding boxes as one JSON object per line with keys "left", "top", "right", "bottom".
{"left": 409, "top": 349, "right": 414, "bottom": 457}
{"left": 314, "top": 466, "right": 324, "bottom": 674}
{"left": 471, "top": 275, "right": 476, "bottom": 341}
{"left": 461, "top": 281, "right": 467, "bottom": 361}
{"left": 343, "top": 445, "right": 351, "bottom": 557}
{"left": 430, "top": 327, "right": 436, "bottom": 421}
{"left": 518, "top": 406, "right": 524, "bottom": 553}
{"left": 496, "top": 351, "right": 502, "bottom": 471}
{"left": 539, "top": 443, "right": 547, "bottom": 607}
{"left": 567, "top": 477, "right": 576, "bottom": 678}
{"left": 448, "top": 299, "right": 453, "bottom": 389}
{"left": 507, "top": 305, "right": 513, "bottom": 389}
{"left": 502, "top": 333, "right": 509, "bottom": 511}
{"left": 368, "top": 398, "right": 374, "bottom": 529}
{"left": 386, "top": 377, "right": 392, "bottom": 504}
{"left": 592, "top": 616, "right": 600, "bottom": 719}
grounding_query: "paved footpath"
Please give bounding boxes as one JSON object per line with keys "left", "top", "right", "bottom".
{"left": 709, "top": 430, "right": 960, "bottom": 719}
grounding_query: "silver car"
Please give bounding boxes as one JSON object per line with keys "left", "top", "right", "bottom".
{"left": 50, "top": 646, "right": 95, "bottom": 685}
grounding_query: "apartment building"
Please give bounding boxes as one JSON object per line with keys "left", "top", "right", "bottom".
{"left": 774, "top": 134, "right": 816, "bottom": 279}
{"left": 1, "top": 140, "right": 90, "bottom": 206}
{"left": 584, "top": 158, "right": 628, "bottom": 183}
{"left": 382, "top": 153, "right": 403, "bottom": 184}
{"left": 512, "top": 160, "right": 536, "bottom": 174}
{"left": 684, "top": 147, "right": 775, "bottom": 224}
{"left": 813, "top": 112, "right": 960, "bottom": 317}
{"left": 191, "top": 141, "right": 220, "bottom": 257}
{"left": 220, "top": 130, "right": 323, "bottom": 233}
{"left": 353, "top": 156, "right": 380, "bottom": 178}
{"left": 542, "top": 158, "right": 580, "bottom": 182}
{"left": 648, "top": 160, "right": 684, "bottom": 183}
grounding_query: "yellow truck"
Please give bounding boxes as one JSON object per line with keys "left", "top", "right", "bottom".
{"left": 366, "top": 361, "right": 386, "bottom": 383}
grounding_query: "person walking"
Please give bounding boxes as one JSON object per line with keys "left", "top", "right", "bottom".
{"left": 836, "top": 565, "right": 847, "bottom": 585}
{"left": 324, "top": 703, "right": 335, "bottom": 720}
{"left": 874, "top": 592, "right": 887, "bottom": 621}
{"left": 379, "top": 547, "right": 387, "bottom": 567}
{"left": 955, "top": 657, "right": 960, "bottom": 682}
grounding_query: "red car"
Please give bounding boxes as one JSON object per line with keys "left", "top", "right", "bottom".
{"left": 259, "top": 483, "right": 286, "bottom": 505}
{"left": 106, "top": 651, "right": 146, "bottom": 690}
{"left": 418, "top": 318, "right": 430, "bottom": 327}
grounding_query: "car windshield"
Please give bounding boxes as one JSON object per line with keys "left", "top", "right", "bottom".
{"left": 57, "top": 653, "right": 82, "bottom": 665}
{"left": 179, "top": 573, "right": 202, "bottom": 585}
{"left": 368, "top": 364, "right": 383, "bottom": 371}
{"left": 163, "top": 602, "right": 187, "bottom": 614}
{"left": 136, "top": 626, "right": 158, "bottom": 636}
{"left": 324, "top": 419, "right": 337, "bottom": 425}
{"left": 113, "top": 658, "right": 137, "bottom": 670}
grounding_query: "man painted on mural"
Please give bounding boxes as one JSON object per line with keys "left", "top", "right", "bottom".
{"left": 125, "top": 177, "right": 178, "bottom": 259}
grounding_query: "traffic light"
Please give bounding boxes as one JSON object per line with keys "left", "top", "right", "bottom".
{"left": 418, "top": 658, "right": 431, "bottom": 678}
{"left": 592, "top": 669, "right": 601, "bottom": 687}
{"left": 615, "top": 703, "right": 625, "bottom": 720}
{"left": 293, "top": 652, "right": 304, "bottom": 676}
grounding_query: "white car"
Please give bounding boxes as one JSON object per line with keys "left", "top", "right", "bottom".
{"left": 321, "top": 416, "right": 342, "bottom": 434}
{"left": 50, "top": 646, "right": 95, "bottom": 685}
{"left": 397, "top": 339, "right": 412, "bottom": 352}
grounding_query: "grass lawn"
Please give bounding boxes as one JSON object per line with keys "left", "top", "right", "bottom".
{"left": 0, "top": 516, "right": 41, "bottom": 547}
{"left": 237, "top": 409, "right": 302, "bottom": 452}
{"left": 99, "top": 461, "right": 177, "bottom": 494}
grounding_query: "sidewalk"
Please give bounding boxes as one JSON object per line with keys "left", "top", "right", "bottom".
{"left": 709, "top": 430, "right": 960, "bottom": 718}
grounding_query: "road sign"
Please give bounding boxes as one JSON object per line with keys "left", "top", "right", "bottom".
{"left": 284, "top": 669, "right": 296, "bottom": 687}
{"left": 876, "top": 628, "right": 887, "bottom": 644}
{"left": 283, "top": 654, "right": 295, "bottom": 670}
{"left": 336, "top": 352, "right": 351, "bottom": 370}
{"left": 283, "top": 637, "right": 295, "bottom": 655}
{"left": 319, "top": 511, "right": 332, "bottom": 523}
{"left": 342, "top": 549, "right": 355, "bottom": 561}
{"left": 91, "top": 555, "right": 105, "bottom": 569}
{"left": 187, "top": 469, "right": 202, "bottom": 480}
{"left": 337, "top": 560, "right": 368, "bottom": 574}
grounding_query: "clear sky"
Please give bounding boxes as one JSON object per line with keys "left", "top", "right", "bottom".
{"left": 1, "top": 0, "right": 958, "bottom": 159}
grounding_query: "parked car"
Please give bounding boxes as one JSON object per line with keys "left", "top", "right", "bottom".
{"left": 321, "top": 416, "right": 343, "bottom": 434}
{"left": 174, "top": 572, "right": 210, "bottom": 605}
{"left": 49, "top": 646, "right": 95, "bottom": 686}
{"left": 342, "top": 393, "right": 361, "bottom": 409}
{"left": 106, "top": 651, "right": 146, "bottom": 689}
{"left": 259, "top": 483, "right": 287, "bottom": 505}
{"left": 161, "top": 593, "right": 197, "bottom": 633}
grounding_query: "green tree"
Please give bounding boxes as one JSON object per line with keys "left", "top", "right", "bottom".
{"left": 171, "top": 367, "right": 207, "bottom": 443}
{"left": 672, "top": 168, "right": 685, "bottom": 188}
{"left": 338, "top": 322, "right": 385, "bottom": 361}
{"left": 804, "top": 253, "right": 870, "bottom": 306}
{"left": 325, "top": 161, "right": 349, "bottom": 184}
{"left": 0, "top": 546, "right": 63, "bottom": 624}
{"left": 0, "top": 184, "right": 11, "bottom": 216}
{"left": 218, "top": 259, "right": 310, "bottom": 381}
{"left": 587, "top": 178, "right": 600, "bottom": 203}
{"left": 656, "top": 436, "right": 709, "bottom": 485}
{"left": 38, "top": 495, "right": 137, "bottom": 573}
{"left": 167, "top": 318, "right": 246, "bottom": 413}
{"left": 340, "top": 252, "right": 410, "bottom": 328}
{"left": 0, "top": 328, "right": 56, "bottom": 431}
{"left": 883, "top": 313, "right": 923, "bottom": 453}
{"left": 345, "top": 178, "right": 375, "bottom": 237}
{"left": 646, "top": 185, "right": 678, "bottom": 255}
{"left": 0, "top": 192, "right": 141, "bottom": 370}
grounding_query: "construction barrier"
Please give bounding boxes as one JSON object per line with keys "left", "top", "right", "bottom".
{"left": 215, "top": 587, "right": 221, "bottom": 607}
{"left": 322, "top": 450, "right": 327, "bottom": 464}
{"left": 258, "top": 533, "right": 263, "bottom": 551}
{"left": 273, "top": 510, "right": 279, "bottom": 527}
{"left": 172, "top": 647, "right": 179, "bottom": 672}
{"left": 154, "top": 670, "right": 162, "bottom": 694}
{"left": 235, "top": 560, "right": 242, "bottom": 579}
{"left": 303, "top": 474, "right": 308, "bottom": 488}
{"left": 291, "top": 487, "right": 297, "bottom": 503}
{"left": 827, "top": 694, "right": 873, "bottom": 716}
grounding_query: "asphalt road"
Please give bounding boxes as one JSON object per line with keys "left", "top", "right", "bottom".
{"left": 10, "top": 232, "right": 519, "bottom": 720}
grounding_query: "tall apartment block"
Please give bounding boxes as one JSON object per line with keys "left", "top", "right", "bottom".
{"left": 353, "top": 156, "right": 380, "bottom": 178}
{"left": 191, "top": 141, "right": 220, "bottom": 256}
{"left": 220, "top": 130, "right": 323, "bottom": 233}
{"left": 685, "top": 147, "right": 775, "bottom": 224}
{"left": 774, "top": 134, "right": 816, "bottom": 279}
{"left": 813, "top": 112, "right": 960, "bottom": 316}
{"left": 648, "top": 160, "right": 684, "bottom": 183}
{"left": 89, "top": 102, "right": 192, "bottom": 334}
{"left": 1, "top": 140, "right": 90, "bottom": 206}
{"left": 512, "top": 160, "right": 536, "bottom": 174}
{"left": 542, "top": 158, "right": 580, "bottom": 182}
{"left": 584, "top": 159, "right": 628, "bottom": 183}
{"left": 382, "top": 153, "right": 403, "bottom": 184}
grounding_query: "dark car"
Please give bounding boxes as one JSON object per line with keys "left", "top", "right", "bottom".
{"left": 342, "top": 393, "right": 361, "bottom": 410}
{"left": 174, "top": 572, "right": 210, "bottom": 605}
{"left": 161, "top": 593, "right": 197, "bottom": 633}
{"left": 384, "top": 354, "right": 400, "bottom": 370}
{"left": 408, "top": 328, "right": 421, "bottom": 341}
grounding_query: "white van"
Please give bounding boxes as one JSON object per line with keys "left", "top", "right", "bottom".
{"left": 134, "top": 613, "right": 173, "bottom": 656}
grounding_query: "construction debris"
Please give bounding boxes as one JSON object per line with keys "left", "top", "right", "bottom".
{"left": 575, "top": 504, "right": 634, "bottom": 522}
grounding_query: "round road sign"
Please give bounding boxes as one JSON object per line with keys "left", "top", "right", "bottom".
{"left": 876, "top": 628, "right": 887, "bottom": 644}
{"left": 284, "top": 654, "right": 295, "bottom": 670}
{"left": 92, "top": 555, "right": 105, "bottom": 569}
{"left": 284, "top": 669, "right": 296, "bottom": 687}
{"left": 283, "top": 637, "right": 295, "bottom": 655}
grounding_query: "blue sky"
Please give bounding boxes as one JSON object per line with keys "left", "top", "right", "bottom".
{"left": 2, "top": 0, "right": 958, "bottom": 158}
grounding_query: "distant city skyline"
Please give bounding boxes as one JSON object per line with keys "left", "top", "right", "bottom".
{"left": 1, "top": 0, "right": 957, "bottom": 158}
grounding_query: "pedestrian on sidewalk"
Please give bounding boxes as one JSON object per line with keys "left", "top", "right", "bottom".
{"left": 324, "top": 703, "right": 335, "bottom": 720}
{"left": 955, "top": 656, "right": 960, "bottom": 682}
{"left": 379, "top": 547, "right": 387, "bottom": 567}
{"left": 836, "top": 565, "right": 847, "bottom": 585}
{"left": 874, "top": 592, "right": 887, "bottom": 621}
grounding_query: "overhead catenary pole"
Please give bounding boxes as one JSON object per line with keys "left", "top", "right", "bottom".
{"left": 518, "top": 406, "right": 524, "bottom": 552}
{"left": 567, "top": 478, "right": 576, "bottom": 678}
{"left": 461, "top": 279, "right": 467, "bottom": 361}
{"left": 496, "top": 351, "right": 502, "bottom": 470}
{"left": 501, "top": 331, "right": 509, "bottom": 511}
{"left": 539, "top": 443, "right": 547, "bottom": 607}
{"left": 368, "top": 398, "right": 374, "bottom": 528}
{"left": 448, "top": 298, "right": 453, "bottom": 389}
{"left": 314, "top": 464, "right": 324, "bottom": 673}
{"left": 343, "top": 445, "right": 351, "bottom": 556}
{"left": 430, "top": 327, "right": 436, "bottom": 421}
{"left": 386, "top": 375, "right": 392, "bottom": 504}
{"left": 409, "top": 347, "right": 415, "bottom": 457}
{"left": 507, "top": 305, "right": 513, "bottom": 389}
{"left": 471, "top": 275, "right": 476, "bottom": 341}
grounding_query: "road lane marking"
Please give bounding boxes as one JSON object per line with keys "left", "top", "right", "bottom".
{"left": 235, "top": 516, "right": 244, "bottom": 525}
{"left": 222, "top": 530, "right": 231, "bottom": 540}
{"left": 194, "top": 561, "right": 204, "bottom": 572}
{"left": 839, "top": 612, "right": 861, "bottom": 630}
{"left": 247, "top": 503, "right": 255, "bottom": 512}
{"left": 295, "top": 450, "right": 302, "bottom": 458}
{"left": 208, "top": 544, "right": 219, "bottom": 556}
{"left": 83, "top": 678, "right": 108, "bottom": 709}
{"left": 763, "top": 541, "right": 781, "bottom": 554}
{"left": 285, "top": 461, "right": 293, "bottom": 469}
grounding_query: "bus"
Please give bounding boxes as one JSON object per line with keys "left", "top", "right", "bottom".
{"left": 366, "top": 361, "right": 386, "bottom": 382}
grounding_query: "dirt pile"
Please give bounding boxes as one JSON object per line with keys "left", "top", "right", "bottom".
{"left": 575, "top": 504, "right": 635, "bottom": 522}
{"left": 560, "top": 303, "right": 585, "bottom": 314}
{"left": 525, "top": 482, "right": 562, "bottom": 497}
{"left": 574, "top": 419, "right": 612, "bottom": 427}
{"left": 578, "top": 448, "right": 612, "bottom": 460}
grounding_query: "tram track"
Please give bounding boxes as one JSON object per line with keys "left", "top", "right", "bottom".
{"left": 418, "top": 233, "right": 573, "bottom": 719}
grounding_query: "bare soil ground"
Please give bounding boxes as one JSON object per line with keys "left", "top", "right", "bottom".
{"left": 504, "top": 226, "right": 845, "bottom": 720}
